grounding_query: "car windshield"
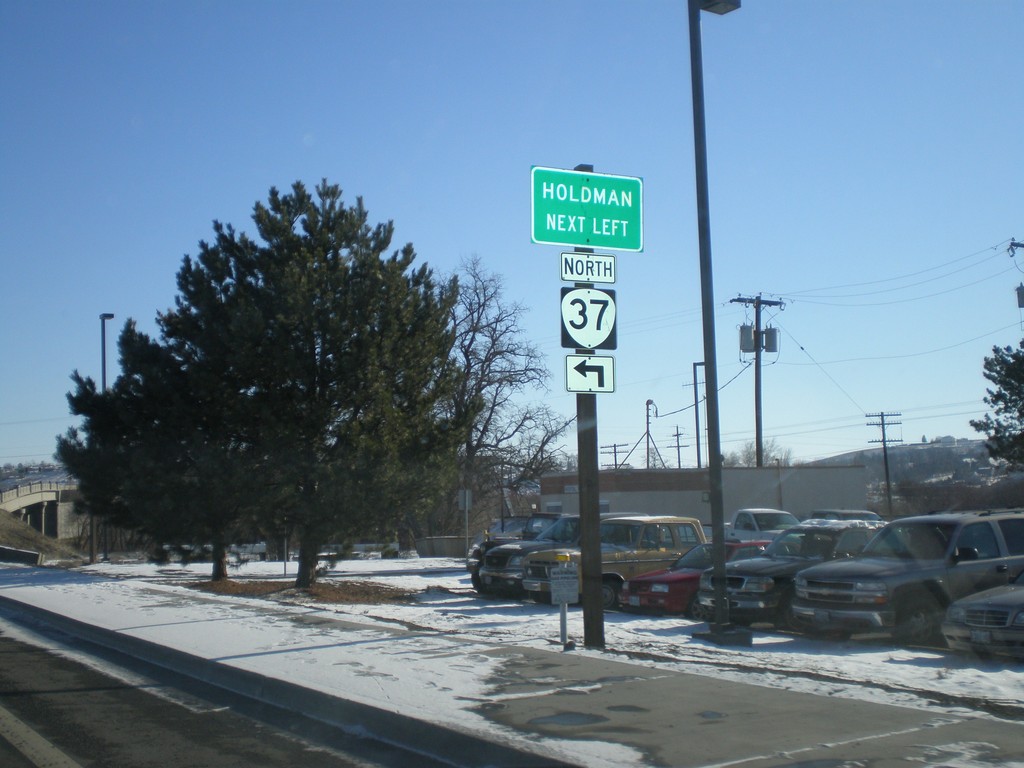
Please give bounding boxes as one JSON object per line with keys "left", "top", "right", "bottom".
{"left": 536, "top": 517, "right": 580, "bottom": 544}
{"left": 812, "top": 510, "right": 880, "bottom": 521}
{"left": 671, "top": 543, "right": 713, "bottom": 570}
{"left": 523, "top": 516, "right": 556, "bottom": 537}
{"left": 489, "top": 518, "right": 526, "bottom": 536}
{"left": 731, "top": 544, "right": 767, "bottom": 561}
{"left": 764, "top": 529, "right": 836, "bottom": 559}
{"left": 833, "top": 526, "right": 880, "bottom": 557}
{"left": 862, "top": 522, "right": 955, "bottom": 560}
{"left": 753, "top": 512, "right": 800, "bottom": 531}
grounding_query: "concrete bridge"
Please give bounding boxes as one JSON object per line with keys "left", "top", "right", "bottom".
{"left": 1, "top": 480, "right": 79, "bottom": 538}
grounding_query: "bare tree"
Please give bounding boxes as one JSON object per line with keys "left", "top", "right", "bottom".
{"left": 724, "top": 438, "right": 792, "bottom": 468}
{"left": 430, "top": 256, "right": 572, "bottom": 535}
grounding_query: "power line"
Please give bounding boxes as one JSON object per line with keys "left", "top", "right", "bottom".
{"left": 779, "top": 265, "right": 1016, "bottom": 308}
{"left": 776, "top": 323, "right": 864, "bottom": 413}
{"left": 778, "top": 239, "right": 1013, "bottom": 299}
{"left": 600, "top": 442, "right": 628, "bottom": 469}
{"left": 777, "top": 323, "right": 1019, "bottom": 365}
{"left": 656, "top": 362, "right": 752, "bottom": 418}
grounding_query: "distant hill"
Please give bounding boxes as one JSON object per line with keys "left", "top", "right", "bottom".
{"left": 804, "top": 438, "right": 996, "bottom": 486}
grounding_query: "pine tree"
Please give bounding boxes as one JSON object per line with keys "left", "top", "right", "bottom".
{"left": 162, "top": 180, "right": 469, "bottom": 587}
{"left": 971, "top": 339, "right": 1024, "bottom": 469}
{"left": 61, "top": 180, "right": 472, "bottom": 587}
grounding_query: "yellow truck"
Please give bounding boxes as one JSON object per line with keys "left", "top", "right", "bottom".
{"left": 521, "top": 514, "right": 706, "bottom": 609}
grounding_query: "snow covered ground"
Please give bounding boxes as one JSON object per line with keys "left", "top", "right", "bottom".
{"left": 30, "top": 553, "right": 1020, "bottom": 721}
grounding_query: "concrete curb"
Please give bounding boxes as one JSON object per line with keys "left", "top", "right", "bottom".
{"left": 0, "top": 595, "right": 572, "bottom": 768}
{"left": 0, "top": 547, "right": 41, "bottom": 566}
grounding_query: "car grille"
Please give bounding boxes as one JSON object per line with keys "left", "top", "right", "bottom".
{"left": 526, "top": 563, "right": 550, "bottom": 579}
{"left": 799, "top": 579, "right": 857, "bottom": 603}
{"left": 964, "top": 608, "right": 1011, "bottom": 628}
{"left": 483, "top": 553, "right": 509, "bottom": 568}
{"left": 704, "top": 575, "right": 763, "bottom": 591}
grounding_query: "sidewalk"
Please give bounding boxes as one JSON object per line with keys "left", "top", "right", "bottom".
{"left": 0, "top": 565, "right": 1022, "bottom": 768}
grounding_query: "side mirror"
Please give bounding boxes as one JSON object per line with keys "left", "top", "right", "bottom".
{"left": 955, "top": 546, "right": 979, "bottom": 563}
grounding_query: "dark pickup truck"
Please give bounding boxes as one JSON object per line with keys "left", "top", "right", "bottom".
{"left": 698, "top": 519, "right": 883, "bottom": 629}
{"left": 466, "top": 512, "right": 565, "bottom": 591}
{"left": 791, "top": 510, "right": 1024, "bottom": 644}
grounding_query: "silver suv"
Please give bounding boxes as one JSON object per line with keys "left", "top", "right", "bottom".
{"left": 791, "top": 510, "right": 1024, "bottom": 644}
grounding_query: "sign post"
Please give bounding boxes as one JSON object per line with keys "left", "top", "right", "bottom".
{"left": 550, "top": 558, "right": 579, "bottom": 649}
{"left": 535, "top": 163, "right": 640, "bottom": 649}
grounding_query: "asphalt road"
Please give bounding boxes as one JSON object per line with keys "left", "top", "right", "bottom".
{"left": 0, "top": 625, "right": 450, "bottom": 768}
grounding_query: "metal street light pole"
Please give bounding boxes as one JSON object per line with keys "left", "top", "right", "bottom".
{"left": 100, "top": 313, "right": 114, "bottom": 390}
{"left": 96, "top": 312, "right": 114, "bottom": 563}
{"left": 687, "top": 0, "right": 749, "bottom": 645}
{"left": 692, "top": 361, "right": 704, "bottom": 469}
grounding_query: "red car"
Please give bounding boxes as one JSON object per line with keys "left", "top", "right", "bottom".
{"left": 620, "top": 541, "right": 768, "bottom": 617}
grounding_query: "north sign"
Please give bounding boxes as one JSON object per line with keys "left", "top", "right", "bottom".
{"left": 560, "top": 252, "right": 615, "bottom": 284}
{"left": 532, "top": 167, "right": 643, "bottom": 252}
{"left": 561, "top": 287, "right": 616, "bottom": 350}
{"left": 565, "top": 354, "right": 615, "bottom": 393}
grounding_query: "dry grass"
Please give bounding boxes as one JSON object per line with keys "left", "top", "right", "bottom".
{"left": 190, "top": 578, "right": 415, "bottom": 605}
{"left": 0, "top": 511, "right": 85, "bottom": 565}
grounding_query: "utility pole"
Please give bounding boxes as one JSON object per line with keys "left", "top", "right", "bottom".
{"left": 645, "top": 400, "right": 657, "bottom": 469}
{"left": 730, "top": 294, "right": 784, "bottom": 467}
{"left": 867, "top": 412, "right": 902, "bottom": 518}
{"left": 669, "top": 426, "right": 689, "bottom": 468}
{"left": 600, "top": 442, "right": 628, "bottom": 469}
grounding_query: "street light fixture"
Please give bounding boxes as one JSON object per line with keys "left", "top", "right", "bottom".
{"left": 686, "top": 0, "right": 749, "bottom": 645}
{"left": 700, "top": 0, "right": 740, "bottom": 13}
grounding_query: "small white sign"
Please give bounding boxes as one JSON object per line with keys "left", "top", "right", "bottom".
{"left": 550, "top": 565, "right": 579, "bottom": 605}
{"left": 565, "top": 354, "right": 615, "bottom": 393}
{"left": 560, "top": 252, "right": 616, "bottom": 284}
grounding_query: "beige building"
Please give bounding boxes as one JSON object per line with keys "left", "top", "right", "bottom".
{"left": 540, "top": 465, "right": 869, "bottom": 525}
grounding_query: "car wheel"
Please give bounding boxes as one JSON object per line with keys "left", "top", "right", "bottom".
{"left": 601, "top": 579, "right": 622, "bottom": 610}
{"left": 893, "top": 591, "right": 943, "bottom": 646}
{"left": 774, "top": 590, "right": 799, "bottom": 632}
{"left": 471, "top": 572, "right": 484, "bottom": 592}
{"left": 529, "top": 591, "right": 551, "bottom": 605}
{"left": 688, "top": 594, "right": 711, "bottom": 621}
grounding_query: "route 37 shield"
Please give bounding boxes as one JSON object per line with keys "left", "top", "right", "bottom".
{"left": 560, "top": 287, "right": 616, "bottom": 350}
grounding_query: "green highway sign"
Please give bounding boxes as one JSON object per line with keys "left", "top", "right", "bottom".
{"left": 531, "top": 167, "right": 643, "bottom": 252}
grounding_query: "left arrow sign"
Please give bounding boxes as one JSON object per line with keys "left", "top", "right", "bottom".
{"left": 565, "top": 354, "right": 615, "bottom": 393}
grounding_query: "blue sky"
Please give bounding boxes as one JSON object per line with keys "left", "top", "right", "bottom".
{"left": 2, "top": 0, "right": 1022, "bottom": 468}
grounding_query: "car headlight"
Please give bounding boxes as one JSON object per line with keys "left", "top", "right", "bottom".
{"left": 851, "top": 581, "right": 888, "bottom": 605}
{"left": 795, "top": 576, "right": 807, "bottom": 588}
{"left": 946, "top": 606, "right": 966, "bottom": 623}
{"left": 508, "top": 556, "right": 523, "bottom": 568}
{"left": 1012, "top": 611, "right": 1024, "bottom": 627}
{"left": 745, "top": 576, "right": 774, "bottom": 593}
{"left": 854, "top": 581, "right": 887, "bottom": 592}
{"left": 699, "top": 572, "right": 713, "bottom": 589}
{"left": 651, "top": 583, "right": 670, "bottom": 593}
